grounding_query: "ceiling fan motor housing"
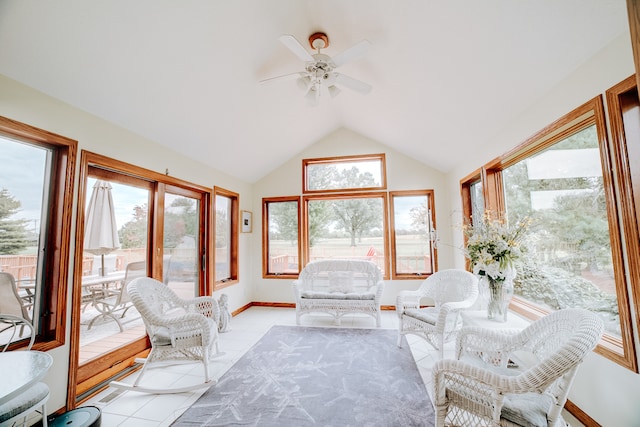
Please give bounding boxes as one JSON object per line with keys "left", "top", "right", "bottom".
{"left": 309, "top": 32, "right": 329, "bottom": 50}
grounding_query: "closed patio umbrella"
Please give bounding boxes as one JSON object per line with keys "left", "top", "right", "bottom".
{"left": 84, "top": 180, "right": 120, "bottom": 276}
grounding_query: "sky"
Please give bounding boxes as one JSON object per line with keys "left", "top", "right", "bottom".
{"left": 1, "top": 136, "right": 146, "bottom": 231}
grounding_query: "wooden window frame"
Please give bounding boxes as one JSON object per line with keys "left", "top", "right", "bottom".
{"left": 302, "top": 153, "right": 387, "bottom": 194}
{"left": 389, "top": 190, "right": 437, "bottom": 279}
{"left": 465, "top": 96, "right": 636, "bottom": 371}
{"left": 302, "top": 191, "right": 390, "bottom": 279}
{"left": 0, "top": 116, "right": 76, "bottom": 352}
{"left": 605, "top": 74, "right": 640, "bottom": 372}
{"left": 262, "top": 196, "right": 301, "bottom": 279}
{"left": 70, "top": 150, "right": 212, "bottom": 406}
{"left": 213, "top": 186, "right": 238, "bottom": 289}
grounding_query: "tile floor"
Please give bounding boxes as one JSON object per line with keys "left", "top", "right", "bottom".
{"left": 80, "top": 307, "right": 584, "bottom": 426}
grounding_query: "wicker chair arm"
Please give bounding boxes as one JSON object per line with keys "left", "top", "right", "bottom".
{"left": 433, "top": 358, "right": 526, "bottom": 405}
{"left": 373, "top": 281, "right": 384, "bottom": 300}
{"left": 396, "top": 289, "right": 424, "bottom": 311}
{"left": 292, "top": 281, "right": 302, "bottom": 297}
{"left": 455, "top": 326, "right": 523, "bottom": 363}
{"left": 161, "top": 312, "right": 214, "bottom": 346}
{"left": 189, "top": 295, "right": 220, "bottom": 320}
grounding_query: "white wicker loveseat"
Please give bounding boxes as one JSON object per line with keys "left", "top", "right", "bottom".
{"left": 292, "top": 259, "right": 384, "bottom": 327}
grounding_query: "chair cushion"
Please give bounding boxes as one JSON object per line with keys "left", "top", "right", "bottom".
{"left": 328, "top": 271, "right": 354, "bottom": 293}
{"left": 152, "top": 317, "right": 216, "bottom": 346}
{"left": 501, "top": 392, "right": 554, "bottom": 427}
{"left": 0, "top": 382, "right": 49, "bottom": 422}
{"left": 300, "top": 290, "right": 376, "bottom": 300}
{"left": 456, "top": 355, "right": 550, "bottom": 427}
{"left": 403, "top": 308, "right": 438, "bottom": 325}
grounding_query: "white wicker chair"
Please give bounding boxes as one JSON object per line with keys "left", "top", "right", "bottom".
{"left": 109, "top": 277, "right": 222, "bottom": 394}
{"left": 396, "top": 269, "right": 478, "bottom": 358}
{"left": 292, "top": 259, "right": 384, "bottom": 327}
{"left": 433, "top": 308, "right": 604, "bottom": 427}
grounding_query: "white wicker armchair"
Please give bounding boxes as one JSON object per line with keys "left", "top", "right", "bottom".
{"left": 293, "top": 259, "right": 384, "bottom": 327}
{"left": 433, "top": 308, "right": 604, "bottom": 427}
{"left": 110, "top": 277, "right": 222, "bottom": 394}
{"left": 396, "top": 269, "right": 478, "bottom": 358}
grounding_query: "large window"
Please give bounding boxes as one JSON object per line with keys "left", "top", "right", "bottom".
{"left": 0, "top": 117, "right": 76, "bottom": 351}
{"left": 264, "top": 153, "right": 435, "bottom": 279}
{"left": 461, "top": 96, "right": 637, "bottom": 371}
{"left": 303, "top": 192, "right": 388, "bottom": 274}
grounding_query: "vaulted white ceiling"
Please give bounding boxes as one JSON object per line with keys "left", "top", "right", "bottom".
{"left": 0, "top": 0, "right": 629, "bottom": 183}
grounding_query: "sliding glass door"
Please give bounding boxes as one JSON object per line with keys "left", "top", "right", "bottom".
{"left": 72, "top": 154, "right": 210, "bottom": 404}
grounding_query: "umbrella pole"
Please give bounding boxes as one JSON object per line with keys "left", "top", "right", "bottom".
{"left": 101, "top": 254, "right": 106, "bottom": 276}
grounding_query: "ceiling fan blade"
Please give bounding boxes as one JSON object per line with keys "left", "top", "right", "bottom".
{"left": 278, "top": 34, "right": 314, "bottom": 62}
{"left": 335, "top": 73, "right": 372, "bottom": 94}
{"left": 331, "top": 40, "right": 371, "bottom": 67}
{"left": 259, "top": 72, "right": 305, "bottom": 85}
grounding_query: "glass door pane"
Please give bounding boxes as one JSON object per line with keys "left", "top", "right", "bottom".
{"left": 163, "top": 192, "right": 200, "bottom": 299}
{"left": 79, "top": 176, "right": 149, "bottom": 364}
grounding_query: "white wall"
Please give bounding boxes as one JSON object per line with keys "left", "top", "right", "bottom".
{"left": 445, "top": 32, "right": 640, "bottom": 426}
{"left": 251, "top": 128, "right": 453, "bottom": 306}
{"left": 0, "top": 74, "right": 253, "bottom": 415}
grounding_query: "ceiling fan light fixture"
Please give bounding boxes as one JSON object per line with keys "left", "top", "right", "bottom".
{"left": 296, "top": 76, "right": 312, "bottom": 91}
{"left": 328, "top": 85, "right": 341, "bottom": 98}
{"left": 305, "top": 85, "right": 320, "bottom": 105}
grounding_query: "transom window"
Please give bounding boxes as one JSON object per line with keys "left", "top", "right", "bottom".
{"left": 303, "top": 153, "right": 386, "bottom": 193}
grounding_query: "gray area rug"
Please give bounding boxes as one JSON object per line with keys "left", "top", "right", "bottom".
{"left": 171, "top": 325, "right": 434, "bottom": 426}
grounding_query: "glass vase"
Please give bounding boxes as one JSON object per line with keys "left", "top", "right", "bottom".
{"left": 483, "top": 269, "right": 515, "bottom": 322}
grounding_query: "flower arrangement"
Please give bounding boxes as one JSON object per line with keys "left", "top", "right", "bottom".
{"left": 463, "top": 211, "right": 530, "bottom": 282}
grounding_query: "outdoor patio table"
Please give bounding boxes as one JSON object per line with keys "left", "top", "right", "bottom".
{"left": 81, "top": 271, "right": 126, "bottom": 309}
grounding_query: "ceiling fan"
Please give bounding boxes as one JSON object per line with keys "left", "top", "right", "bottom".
{"left": 260, "top": 32, "right": 372, "bottom": 105}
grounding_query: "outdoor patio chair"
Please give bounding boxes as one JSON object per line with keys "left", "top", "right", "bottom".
{"left": 0, "top": 273, "right": 32, "bottom": 334}
{"left": 433, "top": 308, "right": 604, "bottom": 427}
{"left": 0, "top": 314, "right": 50, "bottom": 427}
{"left": 88, "top": 261, "right": 146, "bottom": 332}
{"left": 109, "top": 276, "right": 222, "bottom": 394}
{"left": 396, "top": 269, "right": 478, "bottom": 358}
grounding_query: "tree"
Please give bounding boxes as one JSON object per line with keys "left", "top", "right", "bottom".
{"left": 268, "top": 201, "right": 299, "bottom": 245}
{"left": 408, "top": 198, "right": 430, "bottom": 241}
{"left": 119, "top": 204, "right": 148, "bottom": 249}
{"left": 164, "top": 197, "right": 197, "bottom": 248}
{"left": 328, "top": 167, "right": 381, "bottom": 246}
{"left": 307, "top": 200, "right": 333, "bottom": 247}
{"left": 332, "top": 197, "right": 382, "bottom": 247}
{"left": 0, "top": 188, "right": 29, "bottom": 254}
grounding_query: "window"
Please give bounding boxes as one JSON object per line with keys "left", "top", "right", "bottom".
{"left": 466, "top": 96, "right": 636, "bottom": 370}
{"left": 263, "top": 197, "right": 300, "bottom": 278}
{"left": 0, "top": 116, "right": 76, "bottom": 351}
{"left": 265, "top": 153, "right": 434, "bottom": 280}
{"left": 606, "top": 75, "right": 640, "bottom": 371}
{"left": 303, "top": 192, "right": 388, "bottom": 274}
{"left": 214, "top": 187, "right": 238, "bottom": 288}
{"left": 303, "top": 153, "right": 386, "bottom": 193}
{"left": 389, "top": 191, "right": 436, "bottom": 278}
